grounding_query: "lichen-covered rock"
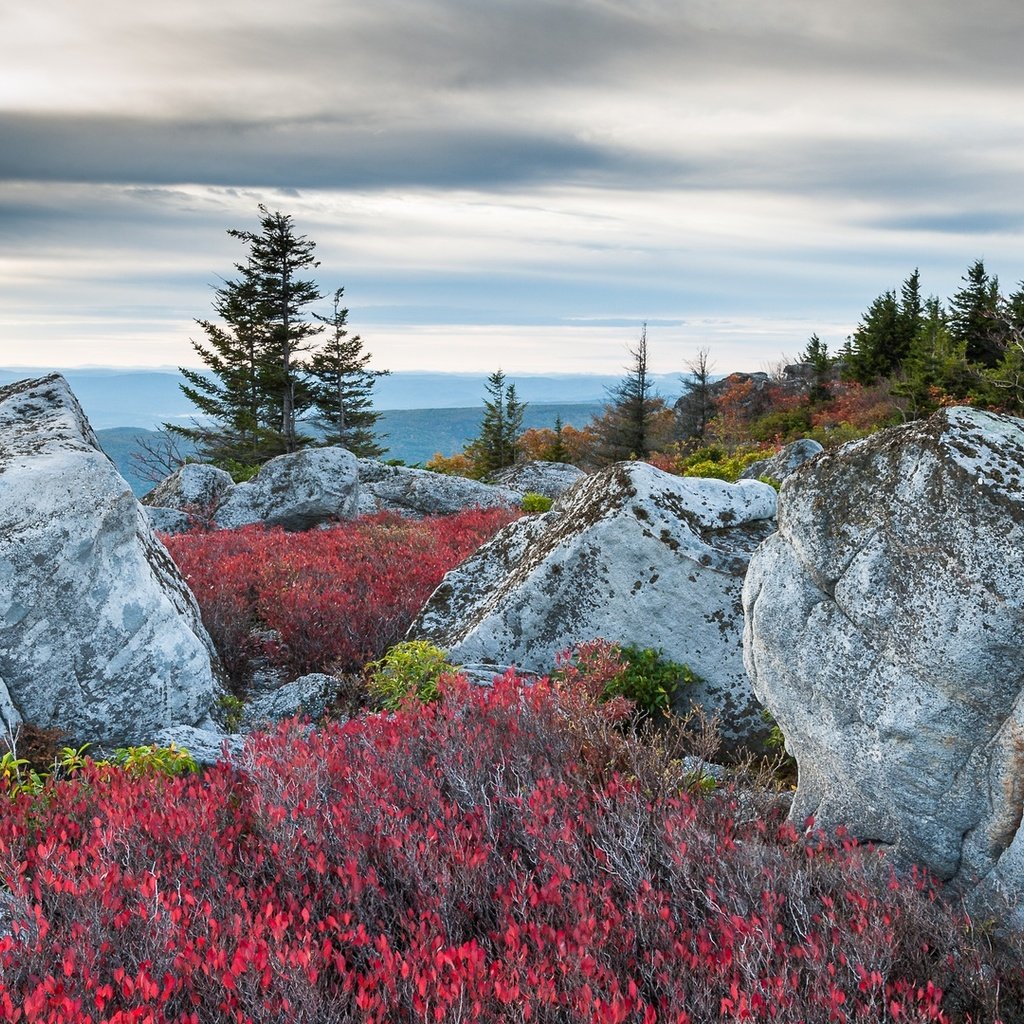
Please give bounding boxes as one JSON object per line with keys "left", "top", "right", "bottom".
{"left": 739, "top": 438, "right": 824, "bottom": 482}
{"left": 151, "top": 725, "right": 244, "bottom": 766}
{"left": 241, "top": 673, "right": 335, "bottom": 729}
{"left": 743, "top": 407, "right": 1024, "bottom": 918}
{"left": 411, "top": 461, "right": 777, "bottom": 744}
{"left": 141, "top": 462, "right": 235, "bottom": 512}
{"left": 0, "top": 375, "right": 225, "bottom": 746}
{"left": 356, "top": 459, "right": 522, "bottom": 517}
{"left": 491, "top": 461, "right": 585, "bottom": 499}
{"left": 214, "top": 446, "right": 359, "bottom": 530}
{"left": 143, "top": 506, "right": 194, "bottom": 535}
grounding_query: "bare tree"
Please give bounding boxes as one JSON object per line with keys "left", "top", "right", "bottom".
{"left": 129, "top": 431, "right": 191, "bottom": 486}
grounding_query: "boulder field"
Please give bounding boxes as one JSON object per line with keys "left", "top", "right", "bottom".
{"left": 744, "top": 405, "right": 1024, "bottom": 920}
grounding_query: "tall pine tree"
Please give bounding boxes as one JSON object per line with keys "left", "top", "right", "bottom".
{"left": 471, "top": 370, "right": 526, "bottom": 476}
{"left": 949, "top": 259, "right": 1002, "bottom": 368}
{"left": 307, "top": 288, "right": 389, "bottom": 457}
{"left": 229, "top": 207, "right": 323, "bottom": 452}
{"left": 592, "top": 324, "right": 664, "bottom": 463}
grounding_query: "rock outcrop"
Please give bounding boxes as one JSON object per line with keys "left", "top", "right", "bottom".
{"left": 357, "top": 460, "right": 522, "bottom": 517}
{"left": 412, "top": 461, "right": 777, "bottom": 744}
{"left": 142, "top": 462, "right": 235, "bottom": 513}
{"left": 739, "top": 438, "right": 824, "bottom": 482}
{"left": 491, "top": 461, "right": 585, "bottom": 499}
{"left": 0, "top": 375, "right": 225, "bottom": 746}
{"left": 214, "top": 447, "right": 359, "bottom": 530}
{"left": 743, "top": 406, "right": 1024, "bottom": 918}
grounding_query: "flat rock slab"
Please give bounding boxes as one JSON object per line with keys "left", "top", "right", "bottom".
{"left": 357, "top": 459, "right": 522, "bottom": 517}
{"left": 0, "top": 375, "right": 225, "bottom": 746}
{"left": 743, "top": 406, "right": 1024, "bottom": 919}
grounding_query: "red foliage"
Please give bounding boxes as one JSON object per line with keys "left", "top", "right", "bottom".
{"left": 0, "top": 677, "right": 1019, "bottom": 1023}
{"left": 812, "top": 382, "right": 903, "bottom": 432}
{"left": 162, "top": 508, "right": 519, "bottom": 682}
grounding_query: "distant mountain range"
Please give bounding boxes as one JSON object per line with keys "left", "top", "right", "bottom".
{"left": 0, "top": 366, "right": 684, "bottom": 496}
{"left": 0, "top": 367, "right": 684, "bottom": 430}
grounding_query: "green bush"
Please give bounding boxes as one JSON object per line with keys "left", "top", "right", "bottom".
{"left": 366, "top": 641, "right": 459, "bottom": 710}
{"left": 677, "top": 444, "right": 769, "bottom": 483}
{"left": 521, "top": 492, "right": 554, "bottom": 513}
{"left": 111, "top": 744, "right": 199, "bottom": 778}
{"left": 605, "top": 645, "right": 699, "bottom": 718}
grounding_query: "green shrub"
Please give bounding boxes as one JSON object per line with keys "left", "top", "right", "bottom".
{"left": 520, "top": 492, "right": 554, "bottom": 513}
{"left": 366, "top": 641, "right": 459, "bottom": 710}
{"left": 219, "top": 459, "right": 261, "bottom": 483}
{"left": 605, "top": 645, "right": 699, "bottom": 719}
{"left": 111, "top": 743, "right": 199, "bottom": 778}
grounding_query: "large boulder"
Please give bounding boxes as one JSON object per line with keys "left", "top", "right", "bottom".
{"left": 411, "top": 461, "right": 777, "bottom": 744}
{"left": 141, "top": 462, "right": 234, "bottom": 513}
{"left": 214, "top": 446, "right": 359, "bottom": 530}
{"left": 0, "top": 375, "right": 225, "bottom": 746}
{"left": 743, "top": 407, "right": 1024, "bottom": 917}
{"left": 739, "top": 438, "right": 824, "bottom": 482}
{"left": 357, "top": 460, "right": 522, "bottom": 517}
{"left": 491, "top": 461, "right": 585, "bottom": 499}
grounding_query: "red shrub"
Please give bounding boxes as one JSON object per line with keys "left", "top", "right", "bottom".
{"left": 0, "top": 677, "right": 1020, "bottom": 1023}
{"left": 163, "top": 508, "right": 518, "bottom": 684}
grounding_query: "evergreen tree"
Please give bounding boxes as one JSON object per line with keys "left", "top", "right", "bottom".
{"left": 547, "top": 415, "right": 570, "bottom": 463}
{"left": 986, "top": 281, "right": 1024, "bottom": 412}
{"left": 847, "top": 271, "right": 922, "bottom": 383}
{"left": 307, "top": 288, "right": 389, "bottom": 457}
{"left": 677, "top": 347, "right": 716, "bottom": 443}
{"left": 471, "top": 370, "right": 527, "bottom": 476}
{"left": 949, "top": 259, "right": 1002, "bottom": 368}
{"left": 172, "top": 207, "right": 326, "bottom": 467}
{"left": 593, "top": 324, "right": 662, "bottom": 463}
{"left": 848, "top": 290, "right": 900, "bottom": 383}
{"left": 173, "top": 258, "right": 282, "bottom": 465}
{"left": 800, "top": 333, "right": 831, "bottom": 403}
{"left": 228, "top": 206, "right": 323, "bottom": 452}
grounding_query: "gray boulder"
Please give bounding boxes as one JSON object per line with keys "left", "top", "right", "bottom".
{"left": 0, "top": 375, "right": 225, "bottom": 746}
{"left": 241, "top": 673, "right": 335, "bottom": 730}
{"left": 143, "top": 506, "right": 194, "bottom": 535}
{"left": 142, "top": 462, "right": 234, "bottom": 513}
{"left": 491, "top": 461, "right": 585, "bottom": 499}
{"left": 739, "top": 438, "right": 824, "bottom": 482}
{"left": 411, "top": 461, "right": 777, "bottom": 744}
{"left": 356, "top": 459, "right": 522, "bottom": 517}
{"left": 215, "top": 446, "right": 359, "bottom": 530}
{"left": 743, "top": 407, "right": 1024, "bottom": 919}
{"left": 152, "top": 725, "right": 244, "bottom": 766}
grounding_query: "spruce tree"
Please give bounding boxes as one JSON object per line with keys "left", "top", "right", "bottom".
{"left": 800, "top": 333, "right": 831, "bottom": 403}
{"left": 307, "top": 288, "right": 389, "bottom": 457}
{"left": 949, "top": 259, "right": 1002, "bottom": 368}
{"left": 677, "top": 347, "right": 716, "bottom": 443}
{"left": 172, "top": 207, "right": 326, "bottom": 467}
{"left": 472, "top": 370, "right": 527, "bottom": 476}
{"left": 593, "top": 324, "right": 662, "bottom": 463}
{"left": 228, "top": 206, "right": 323, "bottom": 452}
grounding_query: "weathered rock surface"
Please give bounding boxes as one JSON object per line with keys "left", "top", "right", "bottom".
{"left": 356, "top": 459, "right": 522, "bottom": 517}
{"left": 0, "top": 375, "right": 225, "bottom": 746}
{"left": 142, "top": 462, "right": 234, "bottom": 513}
{"left": 739, "top": 438, "right": 824, "bottom": 482}
{"left": 152, "top": 725, "right": 244, "bottom": 766}
{"left": 743, "top": 406, "right": 1024, "bottom": 917}
{"left": 491, "top": 461, "right": 585, "bottom": 499}
{"left": 241, "top": 673, "right": 335, "bottom": 730}
{"left": 412, "top": 461, "right": 777, "bottom": 744}
{"left": 143, "top": 506, "right": 194, "bottom": 535}
{"left": 214, "top": 446, "right": 359, "bottom": 530}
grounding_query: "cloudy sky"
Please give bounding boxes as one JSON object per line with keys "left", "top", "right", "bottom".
{"left": 2, "top": 0, "right": 1024, "bottom": 376}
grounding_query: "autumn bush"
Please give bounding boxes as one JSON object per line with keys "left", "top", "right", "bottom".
{"left": 162, "top": 508, "right": 519, "bottom": 689}
{"left": 0, "top": 673, "right": 1020, "bottom": 1023}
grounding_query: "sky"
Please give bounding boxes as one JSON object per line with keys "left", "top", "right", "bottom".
{"left": 2, "top": 0, "right": 1024, "bottom": 377}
